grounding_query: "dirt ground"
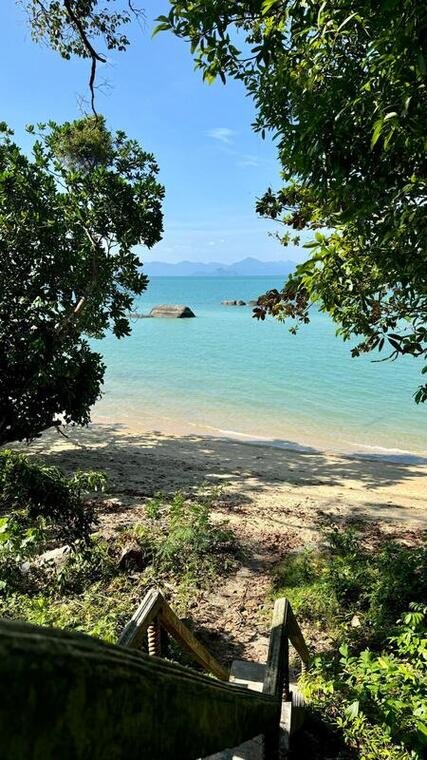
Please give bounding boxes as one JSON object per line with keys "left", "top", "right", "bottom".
{"left": 27, "top": 422, "right": 427, "bottom": 665}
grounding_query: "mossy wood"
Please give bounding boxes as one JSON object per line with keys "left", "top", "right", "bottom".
{"left": 0, "top": 619, "right": 278, "bottom": 759}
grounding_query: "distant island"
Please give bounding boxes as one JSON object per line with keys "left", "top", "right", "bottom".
{"left": 143, "top": 257, "right": 297, "bottom": 277}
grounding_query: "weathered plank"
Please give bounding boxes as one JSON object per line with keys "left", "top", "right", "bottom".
{"left": 263, "top": 598, "right": 290, "bottom": 700}
{"left": 262, "top": 599, "right": 291, "bottom": 758}
{"left": 286, "top": 604, "right": 310, "bottom": 666}
{"left": 0, "top": 619, "right": 278, "bottom": 760}
{"left": 160, "top": 601, "right": 229, "bottom": 681}
{"left": 119, "top": 587, "right": 163, "bottom": 648}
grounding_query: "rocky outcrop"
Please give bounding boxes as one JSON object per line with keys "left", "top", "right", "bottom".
{"left": 222, "top": 300, "right": 246, "bottom": 306}
{"left": 149, "top": 305, "right": 196, "bottom": 318}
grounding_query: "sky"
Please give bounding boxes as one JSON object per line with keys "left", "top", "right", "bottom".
{"left": 0, "top": 1, "right": 306, "bottom": 264}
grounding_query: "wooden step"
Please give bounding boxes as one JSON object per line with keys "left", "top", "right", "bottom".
{"left": 202, "top": 660, "right": 305, "bottom": 759}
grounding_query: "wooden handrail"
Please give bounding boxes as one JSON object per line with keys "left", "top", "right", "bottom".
{"left": 119, "top": 588, "right": 229, "bottom": 681}
{"left": 263, "top": 598, "right": 290, "bottom": 700}
{"left": 0, "top": 618, "right": 278, "bottom": 759}
{"left": 119, "top": 587, "right": 163, "bottom": 648}
{"left": 263, "top": 597, "right": 310, "bottom": 756}
{"left": 0, "top": 592, "right": 309, "bottom": 758}
{"left": 286, "top": 602, "right": 310, "bottom": 667}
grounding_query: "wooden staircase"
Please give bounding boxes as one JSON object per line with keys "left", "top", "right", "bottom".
{"left": 0, "top": 589, "right": 309, "bottom": 759}
{"left": 203, "top": 660, "right": 305, "bottom": 759}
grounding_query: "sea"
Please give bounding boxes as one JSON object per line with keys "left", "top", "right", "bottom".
{"left": 92, "top": 276, "right": 427, "bottom": 462}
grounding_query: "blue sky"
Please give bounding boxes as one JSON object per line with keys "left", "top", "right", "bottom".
{"left": 1, "top": 1, "right": 305, "bottom": 264}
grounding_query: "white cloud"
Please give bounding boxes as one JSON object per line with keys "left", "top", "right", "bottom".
{"left": 205, "top": 127, "right": 236, "bottom": 145}
{"left": 237, "top": 154, "right": 260, "bottom": 168}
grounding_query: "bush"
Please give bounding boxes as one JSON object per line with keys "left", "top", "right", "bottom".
{"left": 303, "top": 605, "right": 427, "bottom": 760}
{"left": 0, "top": 487, "right": 238, "bottom": 642}
{"left": 126, "top": 491, "right": 237, "bottom": 585}
{"left": 3, "top": 582, "right": 133, "bottom": 644}
{"left": 273, "top": 527, "right": 427, "bottom": 647}
{"left": 273, "top": 528, "right": 427, "bottom": 759}
{"left": 0, "top": 450, "right": 105, "bottom": 542}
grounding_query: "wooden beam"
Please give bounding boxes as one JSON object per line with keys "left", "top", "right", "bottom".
{"left": 286, "top": 604, "right": 310, "bottom": 666}
{"left": 263, "top": 598, "right": 290, "bottom": 700}
{"left": 119, "top": 588, "right": 163, "bottom": 649}
{"left": 160, "top": 602, "right": 229, "bottom": 682}
{"left": 0, "top": 619, "right": 277, "bottom": 760}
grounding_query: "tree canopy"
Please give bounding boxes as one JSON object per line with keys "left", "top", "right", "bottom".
{"left": 11, "top": 1, "right": 427, "bottom": 402}
{"left": 159, "top": 0, "right": 427, "bottom": 401}
{"left": 0, "top": 116, "right": 164, "bottom": 444}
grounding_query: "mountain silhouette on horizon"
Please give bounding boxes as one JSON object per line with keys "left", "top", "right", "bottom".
{"left": 143, "top": 257, "right": 296, "bottom": 277}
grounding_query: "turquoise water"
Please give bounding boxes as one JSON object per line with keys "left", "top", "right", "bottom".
{"left": 93, "top": 277, "right": 427, "bottom": 458}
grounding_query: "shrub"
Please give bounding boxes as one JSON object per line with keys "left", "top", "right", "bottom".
{"left": 0, "top": 487, "right": 238, "bottom": 642}
{"left": 0, "top": 450, "right": 105, "bottom": 542}
{"left": 273, "top": 527, "right": 426, "bottom": 647}
{"left": 0, "top": 512, "right": 46, "bottom": 595}
{"left": 303, "top": 605, "right": 427, "bottom": 760}
{"left": 3, "top": 582, "right": 133, "bottom": 644}
{"left": 273, "top": 528, "right": 427, "bottom": 759}
{"left": 127, "top": 491, "right": 237, "bottom": 585}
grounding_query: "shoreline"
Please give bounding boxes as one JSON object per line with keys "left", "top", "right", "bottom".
{"left": 91, "top": 410, "right": 427, "bottom": 466}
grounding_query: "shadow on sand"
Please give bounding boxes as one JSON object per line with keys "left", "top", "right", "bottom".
{"left": 23, "top": 422, "right": 427, "bottom": 532}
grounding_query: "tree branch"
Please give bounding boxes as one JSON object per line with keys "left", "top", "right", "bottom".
{"left": 63, "top": 0, "right": 106, "bottom": 115}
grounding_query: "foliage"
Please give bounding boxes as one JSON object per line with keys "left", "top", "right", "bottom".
{"left": 273, "top": 527, "right": 427, "bottom": 647}
{"left": 21, "top": 0, "right": 143, "bottom": 111}
{"left": 126, "top": 491, "right": 237, "bottom": 585}
{"left": 0, "top": 116, "right": 164, "bottom": 444}
{"left": 160, "top": 1, "right": 427, "bottom": 401}
{"left": 3, "top": 583, "right": 133, "bottom": 643}
{"left": 0, "top": 449, "right": 104, "bottom": 541}
{"left": 273, "top": 529, "right": 427, "bottom": 758}
{"left": 0, "top": 487, "right": 237, "bottom": 641}
{"left": 304, "top": 606, "right": 427, "bottom": 760}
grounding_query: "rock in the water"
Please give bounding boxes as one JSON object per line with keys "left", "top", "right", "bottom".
{"left": 222, "top": 299, "right": 246, "bottom": 306}
{"left": 247, "top": 300, "right": 258, "bottom": 306}
{"left": 149, "top": 304, "right": 196, "bottom": 318}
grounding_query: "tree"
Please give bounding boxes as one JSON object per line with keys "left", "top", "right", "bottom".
{"left": 0, "top": 116, "right": 164, "bottom": 444}
{"left": 22, "top": 0, "right": 144, "bottom": 113}
{"left": 158, "top": 0, "right": 427, "bottom": 401}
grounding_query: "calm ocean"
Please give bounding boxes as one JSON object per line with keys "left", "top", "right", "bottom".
{"left": 93, "top": 276, "right": 427, "bottom": 460}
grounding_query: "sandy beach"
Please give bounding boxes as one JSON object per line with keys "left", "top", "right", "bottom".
{"left": 23, "top": 420, "right": 426, "bottom": 663}
{"left": 28, "top": 421, "right": 427, "bottom": 529}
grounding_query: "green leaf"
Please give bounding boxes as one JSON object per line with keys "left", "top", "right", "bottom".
{"left": 345, "top": 701, "right": 360, "bottom": 719}
{"left": 262, "top": 0, "right": 279, "bottom": 16}
{"left": 370, "top": 118, "right": 383, "bottom": 149}
{"left": 152, "top": 22, "right": 171, "bottom": 37}
{"left": 336, "top": 12, "right": 359, "bottom": 33}
{"left": 383, "top": 112, "right": 398, "bottom": 121}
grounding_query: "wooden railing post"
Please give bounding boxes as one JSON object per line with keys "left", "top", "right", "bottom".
{"left": 262, "top": 598, "right": 290, "bottom": 758}
{"left": 119, "top": 588, "right": 229, "bottom": 681}
{"left": 262, "top": 597, "right": 310, "bottom": 757}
